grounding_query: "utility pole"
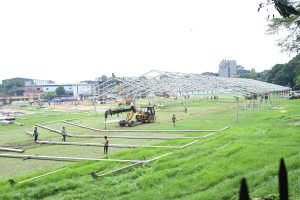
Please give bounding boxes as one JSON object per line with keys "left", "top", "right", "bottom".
{"left": 235, "top": 96, "right": 240, "bottom": 122}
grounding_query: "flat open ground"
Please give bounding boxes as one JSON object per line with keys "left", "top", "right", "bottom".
{"left": 0, "top": 100, "right": 232, "bottom": 179}
{"left": 0, "top": 98, "right": 299, "bottom": 200}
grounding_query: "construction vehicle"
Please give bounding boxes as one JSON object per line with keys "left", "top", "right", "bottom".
{"left": 105, "top": 106, "right": 156, "bottom": 127}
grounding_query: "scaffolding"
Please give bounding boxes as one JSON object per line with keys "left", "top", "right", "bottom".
{"left": 92, "top": 70, "right": 290, "bottom": 107}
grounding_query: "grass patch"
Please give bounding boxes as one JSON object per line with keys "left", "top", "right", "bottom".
{"left": 0, "top": 99, "right": 299, "bottom": 199}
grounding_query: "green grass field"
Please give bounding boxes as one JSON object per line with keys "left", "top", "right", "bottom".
{"left": 0, "top": 99, "right": 299, "bottom": 200}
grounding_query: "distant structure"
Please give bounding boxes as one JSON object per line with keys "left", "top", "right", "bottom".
{"left": 94, "top": 76, "right": 116, "bottom": 96}
{"left": 201, "top": 72, "right": 219, "bottom": 77}
{"left": 1, "top": 77, "right": 53, "bottom": 96}
{"left": 218, "top": 60, "right": 237, "bottom": 77}
{"left": 24, "top": 82, "right": 95, "bottom": 99}
{"left": 236, "top": 65, "right": 251, "bottom": 76}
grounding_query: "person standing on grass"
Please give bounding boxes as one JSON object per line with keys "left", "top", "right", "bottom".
{"left": 184, "top": 106, "right": 187, "bottom": 114}
{"left": 104, "top": 136, "right": 109, "bottom": 154}
{"left": 33, "top": 127, "right": 38, "bottom": 142}
{"left": 61, "top": 127, "right": 67, "bottom": 142}
{"left": 172, "top": 114, "right": 177, "bottom": 127}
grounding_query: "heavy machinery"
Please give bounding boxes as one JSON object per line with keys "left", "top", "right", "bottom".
{"left": 105, "top": 106, "right": 156, "bottom": 127}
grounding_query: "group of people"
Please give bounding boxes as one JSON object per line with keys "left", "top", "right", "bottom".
{"left": 33, "top": 126, "right": 110, "bottom": 154}
{"left": 171, "top": 106, "right": 187, "bottom": 127}
{"left": 32, "top": 106, "right": 188, "bottom": 154}
{"left": 33, "top": 126, "right": 67, "bottom": 142}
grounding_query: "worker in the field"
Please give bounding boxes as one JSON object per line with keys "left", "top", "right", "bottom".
{"left": 172, "top": 114, "right": 177, "bottom": 127}
{"left": 61, "top": 127, "right": 67, "bottom": 142}
{"left": 104, "top": 136, "right": 109, "bottom": 154}
{"left": 33, "top": 127, "right": 38, "bottom": 142}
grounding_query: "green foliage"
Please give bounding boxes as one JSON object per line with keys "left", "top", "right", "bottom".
{"left": 201, "top": 72, "right": 219, "bottom": 77}
{"left": 296, "top": 75, "right": 300, "bottom": 87}
{"left": 273, "top": 70, "right": 287, "bottom": 86}
{"left": 240, "top": 69, "right": 269, "bottom": 82}
{"left": 267, "top": 54, "right": 300, "bottom": 88}
{"left": 41, "top": 92, "right": 57, "bottom": 99}
{"left": 0, "top": 100, "right": 299, "bottom": 199}
{"left": 245, "top": 54, "right": 300, "bottom": 88}
{"left": 55, "top": 86, "right": 66, "bottom": 96}
{"left": 1, "top": 78, "right": 28, "bottom": 96}
{"left": 266, "top": 2, "right": 300, "bottom": 53}
{"left": 0, "top": 84, "right": 4, "bottom": 95}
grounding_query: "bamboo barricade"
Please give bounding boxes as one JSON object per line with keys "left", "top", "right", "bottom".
{"left": 0, "top": 147, "right": 24, "bottom": 153}
{"left": 91, "top": 152, "right": 173, "bottom": 179}
{"left": 35, "top": 141, "right": 181, "bottom": 149}
{"left": 0, "top": 154, "right": 143, "bottom": 163}
{"left": 9, "top": 167, "right": 67, "bottom": 186}
{"left": 36, "top": 124, "right": 62, "bottom": 134}
{"left": 25, "top": 130, "right": 34, "bottom": 136}
{"left": 67, "top": 134, "right": 202, "bottom": 140}
{"left": 61, "top": 120, "right": 219, "bottom": 132}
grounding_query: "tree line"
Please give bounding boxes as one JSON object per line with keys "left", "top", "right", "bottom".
{"left": 0, "top": 78, "right": 66, "bottom": 98}
{"left": 240, "top": 54, "right": 300, "bottom": 89}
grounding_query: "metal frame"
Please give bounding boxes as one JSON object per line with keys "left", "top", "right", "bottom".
{"left": 93, "top": 70, "right": 290, "bottom": 106}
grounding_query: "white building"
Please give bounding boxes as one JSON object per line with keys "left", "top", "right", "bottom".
{"left": 218, "top": 60, "right": 237, "bottom": 77}
{"left": 42, "top": 83, "right": 95, "bottom": 98}
{"left": 24, "top": 79, "right": 53, "bottom": 86}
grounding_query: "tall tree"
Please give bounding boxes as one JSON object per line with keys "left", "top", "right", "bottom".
{"left": 259, "top": 0, "right": 300, "bottom": 53}
{"left": 267, "top": 54, "right": 300, "bottom": 88}
{"left": 296, "top": 74, "right": 300, "bottom": 87}
{"left": 240, "top": 54, "right": 300, "bottom": 89}
{"left": 0, "top": 84, "right": 4, "bottom": 95}
{"left": 41, "top": 92, "right": 57, "bottom": 99}
{"left": 1, "top": 78, "right": 27, "bottom": 96}
{"left": 55, "top": 86, "right": 66, "bottom": 96}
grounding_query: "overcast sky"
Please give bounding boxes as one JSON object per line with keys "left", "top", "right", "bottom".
{"left": 0, "top": 0, "right": 296, "bottom": 83}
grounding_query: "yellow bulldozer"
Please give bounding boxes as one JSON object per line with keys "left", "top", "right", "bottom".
{"left": 105, "top": 106, "right": 156, "bottom": 127}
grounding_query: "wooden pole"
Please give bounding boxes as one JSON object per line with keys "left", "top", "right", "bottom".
{"left": 61, "top": 121, "right": 219, "bottom": 132}
{"left": 25, "top": 130, "right": 34, "bottom": 136}
{"left": 0, "top": 154, "right": 142, "bottom": 163}
{"left": 14, "top": 122, "right": 24, "bottom": 126}
{"left": 36, "top": 124, "right": 63, "bottom": 135}
{"left": 179, "top": 140, "right": 199, "bottom": 149}
{"left": 200, "top": 126, "right": 229, "bottom": 139}
{"left": 91, "top": 162, "right": 143, "bottom": 179}
{"left": 91, "top": 152, "right": 173, "bottom": 179}
{"left": 0, "top": 147, "right": 24, "bottom": 153}
{"left": 244, "top": 97, "right": 247, "bottom": 117}
{"left": 67, "top": 134, "right": 202, "bottom": 140}
{"left": 10, "top": 167, "right": 67, "bottom": 186}
{"left": 37, "top": 123, "right": 229, "bottom": 139}
{"left": 251, "top": 96, "right": 254, "bottom": 112}
{"left": 263, "top": 94, "right": 265, "bottom": 110}
{"left": 235, "top": 97, "right": 239, "bottom": 122}
{"left": 257, "top": 96, "right": 260, "bottom": 112}
{"left": 0, "top": 121, "right": 13, "bottom": 124}
{"left": 35, "top": 141, "right": 180, "bottom": 149}
{"left": 36, "top": 126, "right": 229, "bottom": 150}
{"left": 144, "top": 152, "right": 173, "bottom": 163}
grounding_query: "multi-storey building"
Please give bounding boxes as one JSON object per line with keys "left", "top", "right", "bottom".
{"left": 218, "top": 60, "right": 237, "bottom": 77}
